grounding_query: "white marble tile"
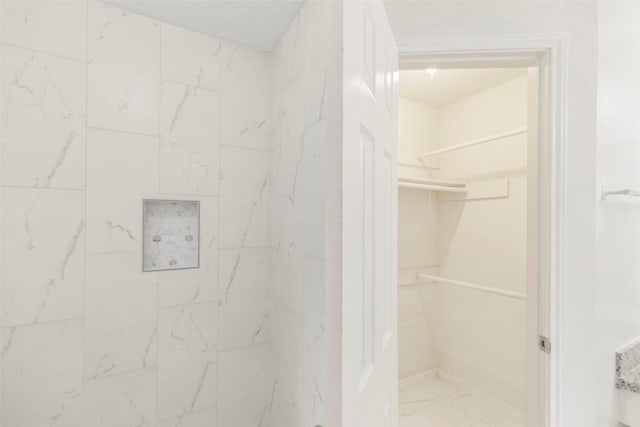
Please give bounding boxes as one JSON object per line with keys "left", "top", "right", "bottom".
{"left": 1, "top": 188, "right": 84, "bottom": 327}
{"left": 268, "top": 162, "right": 282, "bottom": 253}
{"left": 217, "top": 344, "right": 275, "bottom": 427}
{"left": 399, "top": 405, "right": 452, "bottom": 427}
{"left": 303, "top": 324, "right": 326, "bottom": 427}
{"left": 87, "top": 2, "right": 160, "bottom": 135}
{"left": 85, "top": 253, "right": 158, "bottom": 379}
{"left": 303, "top": 255, "right": 325, "bottom": 340}
{"left": 271, "top": 10, "right": 305, "bottom": 94}
{"left": 218, "top": 248, "right": 271, "bottom": 351}
{"left": 273, "top": 307, "right": 304, "bottom": 427}
{"left": 471, "top": 412, "right": 527, "bottom": 427}
{"left": 1, "top": 0, "right": 86, "bottom": 61}
{"left": 161, "top": 23, "right": 221, "bottom": 90}
{"left": 304, "top": 62, "right": 328, "bottom": 128}
{"left": 426, "top": 391, "right": 495, "bottom": 426}
{"left": 1, "top": 45, "right": 86, "bottom": 189}
{"left": 1, "top": 319, "right": 82, "bottom": 427}
{"left": 159, "top": 406, "right": 216, "bottom": 427}
{"left": 160, "top": 81, "right": 220, "bottom": 196}
{"left": 268, "top": 6, "right": 335, "bottom": 426}
{"left": 143, "top": 199, "right": 199, "bottom": 271}
{"left": 272, "top": 77, "right": 306, "bottom": 198}
{"left": 219, "top": 146, "right": 269, "bottom": 248}
{"left": 84, "top": 369, "right": 157, "bottom": 427}
{"left": 303, "top": 1, "right": 336, "bottom": 128}
{"left": 301, "top": 119, "right": 327, "bottom": 259}
{"left": 158, "top": 302, "right": 217, "bottom": 420}
{"left": 86, "top": 128, "right": 158, "bottom": 253}
{"left": 274, "top": 197, "right": 303, "bottom": 313}
{"left": 159, "top": 196, "right": 218, "bottom": 307}
{"left": 221, "top": 42, "right": 271, "bottom": 150}
{"left": 399, "top": 374, "right": 525, "bottom": 427}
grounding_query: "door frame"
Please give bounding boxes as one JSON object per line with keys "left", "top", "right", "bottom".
{"left": 395, "top": 34, "right": 568, "bottom": 427}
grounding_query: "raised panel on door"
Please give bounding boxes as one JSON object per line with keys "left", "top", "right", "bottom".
{"left": 342, "top": 0, "right": 398, "bottom": 426}
{"left": 359, "top": 124, "right": 376, "bottom": 392}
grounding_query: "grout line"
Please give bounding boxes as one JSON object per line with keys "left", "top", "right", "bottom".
{"left": 86, "top": 125, "right": 159, "bottom": 138}
{"left": 217, "top": 245, "right": 272, "bottom": 251}
{"left": 156, "top": 20, "right": 162, "bottom": 427}
{"left": 0, "top": 0, "right": 3, "bottom": 420}
{"left": 0, "top": 41, "right": 87, "bottom": 64}
{"left": 0, "top": 185, "right": 85, "bottom": 192}
{"left": 82, "top": 1, "right": 89, "bottom": 425}
{"left": 85, "top": 365, "right": 156, "bottom": 382}
{"left": 215, "top": 37, "right": 222, "bottom": 427}
{"left": 219, "top": 143, "right": 271, "bottom": 152}
{"left": 218, "top": 341, "right": 271, "bottom": 355}
{"left": 159, "top": 299, "right": 218, "bottom": 310}
{"left": 161, "top": 77, "right": 221, "bottom": 94}
{"left": 0, "top": 315, "right": 84, "bottom": 330}
{"left": 302, "top": 253, "right": 326, "bottom": 262}
{"left": 84, "top": 250, "right": 140, "bottom": 256}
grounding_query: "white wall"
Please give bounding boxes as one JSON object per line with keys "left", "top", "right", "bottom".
{"left": 0, "top": 1, "right": 274, "bottom": 426}
{"left": 435, "top": 75, "right": 528, "bottom": 410}
{"left": 385, "top": 2, "right": 599, "bottom": 425}
{"left": 397, "top": 96, "right": 439, "bottom": 378}
{"left": 595, "top": 2, "right": 640, "bottom": 426}
{"left": 398, "top": 96, "right": 434, "bottom": 181}
{"left": 398, "top": 284, "right": 439, "bottom": 379}
{"left": 398, "top": 96, "right": 438, "bottom": 270}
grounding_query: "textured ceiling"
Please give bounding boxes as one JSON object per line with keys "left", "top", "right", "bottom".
{"left": 399, "top": 68, "right": 527, "bottom": 107}
{"left": 107, "top": 0, "right": 304, "bottom": 52}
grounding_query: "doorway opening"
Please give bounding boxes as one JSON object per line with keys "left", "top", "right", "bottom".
{"left": 395, "top": 46, "right": 555, "bottom": 427}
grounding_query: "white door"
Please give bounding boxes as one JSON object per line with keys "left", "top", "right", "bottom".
{"left": 342, "top": 1, "right": 398, "bottom": 426}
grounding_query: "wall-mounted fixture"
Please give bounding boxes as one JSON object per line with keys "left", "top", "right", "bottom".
{"left": 602, "top": 187, "right": 640, "bottom": 200}
{"left": 142, "top": 199, "right": 200, "bottom": 272}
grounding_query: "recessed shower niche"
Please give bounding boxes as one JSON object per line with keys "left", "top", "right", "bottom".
{"left": 143, "top": 199, "right": 200, "bottom": 271}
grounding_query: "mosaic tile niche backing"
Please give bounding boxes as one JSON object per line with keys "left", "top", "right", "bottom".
{"left": 143, "top": 199, "right": 199, "bottom": 271}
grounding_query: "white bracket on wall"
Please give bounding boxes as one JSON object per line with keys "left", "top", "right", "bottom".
{"left": 601, "top": 187, "right": 640, "bottom": 200}
{"left": 438, "top": 179, "right": 510, "bottom": 202}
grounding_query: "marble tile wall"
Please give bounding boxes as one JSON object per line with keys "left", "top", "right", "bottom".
{"left": 1, "top": 1, "right": 274, "bottom": 426}
{"left": 269, "top": 1, "right": 341, "bottom": 426}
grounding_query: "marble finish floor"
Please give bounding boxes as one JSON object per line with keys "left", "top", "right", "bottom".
{"left": 399, "top": 372, "right": 525, "bottom": 427}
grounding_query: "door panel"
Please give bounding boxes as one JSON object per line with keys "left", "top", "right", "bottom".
{"left": 343, "top": 1, "right": 398, "bottom": 426}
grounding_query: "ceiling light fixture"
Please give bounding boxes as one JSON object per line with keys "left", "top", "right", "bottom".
{"left": 425, "top": 68, "right": 438, "bottom": 78}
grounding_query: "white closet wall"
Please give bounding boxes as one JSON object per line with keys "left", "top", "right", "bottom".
{"left": 435, "top": 75, "right": 528, "bottom": 410}
{"left": 398, "top": 97, "right": 439, "bottom": 378}
{"left": 398, "top": 73, "right": 528, "bottom": 410}
{"left": 398, "top": 97, "right": 439, "bottom": 269}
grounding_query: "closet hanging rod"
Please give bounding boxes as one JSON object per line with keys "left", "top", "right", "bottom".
{"left": 417, "top": 273, "right": 527, "bottom": 300}
{"left": 418, "top": 127, "right": 528, "bottom": 159}
{"left": 601, "top": 187, "right": 640, "bottom": 200}
{"left": 398, "top": 181, "right": 467, "bottom": 193}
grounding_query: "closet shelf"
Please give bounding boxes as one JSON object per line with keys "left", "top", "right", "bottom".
{"left": 417, "top": 273, "right": 527, "bottom": 300}
{"left": 418, "top": 126, "right": 528, "bottom": 159}
{"left": 398, "top": 162, "right": 440, "bottom": 171}
{"left": 398, "top": 178, "right": 467, "bottom": 193}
